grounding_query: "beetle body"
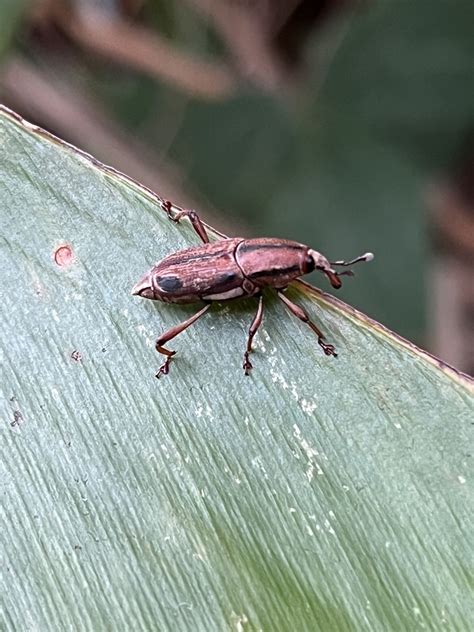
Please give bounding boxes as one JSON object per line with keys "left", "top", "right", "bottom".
{"left": 132, "top": 206, "right": 373, "bottom": 377}
{"left": 133, "top": 237, "right": 323, "bottom": 305}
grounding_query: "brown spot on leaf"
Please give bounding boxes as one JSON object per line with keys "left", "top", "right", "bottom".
{"left": 54, "top": 244, "right": 74, "bottom": 266}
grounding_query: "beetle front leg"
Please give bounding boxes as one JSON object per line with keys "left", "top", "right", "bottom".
{"left": 155, "top": 304, "right": 211, "bottom": 377}
{"left": 243, "top": 294, "right": 264, "bottom": 375}
{"left": 162, "top": 201, "right": 210, "bottom": 244}
{"left": 277, "top": 291, "right": 337, "bottom": 357}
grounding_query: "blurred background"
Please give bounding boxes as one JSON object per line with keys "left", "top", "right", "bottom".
{"left": 0, "top": 0, "right": 472, "bottom": 374}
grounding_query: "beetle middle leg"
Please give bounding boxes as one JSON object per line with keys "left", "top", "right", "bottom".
{"left": 155, "top": 304, "right": 210, "bottom": 377}
{"left": 243, "top": 294, "right": 264, "bottom": 375}
{"left": 163, "top": 201, "right": 210, "bottom": 244}
{"left": 277, "top": 291, "right": 337, "bottom": 357}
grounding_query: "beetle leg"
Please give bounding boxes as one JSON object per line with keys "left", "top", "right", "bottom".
{"left": 165, "top": 206, "right": 210, "bottom": 244}
{"left": 277, "top": 291, "right": 337, "bottom": 357}
{"left": 155, "top": 304, "right": 211, "bottom": 377}
{"left": 243, "top": 294, "right": 264, "bottom": 375}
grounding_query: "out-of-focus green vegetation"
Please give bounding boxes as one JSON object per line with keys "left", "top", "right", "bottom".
{"left": 1, "top": 0, "right": 473, "bottom": 344}
{"left": 0, "top": 0, "right": 27, "bottom": 56}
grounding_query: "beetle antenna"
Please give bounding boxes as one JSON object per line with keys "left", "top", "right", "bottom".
{"left": 330, "top": 252, "right": 374, "bottom": 267}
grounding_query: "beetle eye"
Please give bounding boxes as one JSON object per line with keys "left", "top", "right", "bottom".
{"left": 303, "top": 254, "right": 315, "bottom": 274}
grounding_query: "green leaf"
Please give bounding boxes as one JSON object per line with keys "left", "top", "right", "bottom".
{"left": 0, "top": 0, "right": 28, "bottom": 59}
{"left": 1, "top": 106, "right": 473, "bottom": 631}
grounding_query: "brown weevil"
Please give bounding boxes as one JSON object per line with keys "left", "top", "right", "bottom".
{"left": 132, "top": 202, "right": 373, "bottom": 377}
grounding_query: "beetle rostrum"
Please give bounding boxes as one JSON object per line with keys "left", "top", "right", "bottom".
{"left": 132, "top": 204, "right": 373, "bottom": 378}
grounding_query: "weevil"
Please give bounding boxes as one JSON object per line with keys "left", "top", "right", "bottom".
{"left": 132, "top": 202, "right": 373, "bottom": 377}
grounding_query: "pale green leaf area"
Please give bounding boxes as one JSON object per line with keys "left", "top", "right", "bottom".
{"left": 1, "top": 106, "right": 473, "bottom": 631}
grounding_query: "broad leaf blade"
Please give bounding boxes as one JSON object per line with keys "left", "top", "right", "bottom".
{"left": 1, "top": 106, "right": 473, "bottom": 631}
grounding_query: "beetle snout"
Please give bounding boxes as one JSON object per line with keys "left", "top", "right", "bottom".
{"left": 132, "top": 272, "right": 155, "bottom": 299}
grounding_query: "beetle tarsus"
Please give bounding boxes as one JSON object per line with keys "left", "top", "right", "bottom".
{"left": 243, "top": 351, "right": 253, "bottom": 375}
{"left": 156, "top": 355, "right": 174, "bottom": 378}
{"left": 319, "top": 339, "right": 337, "bottom": 357}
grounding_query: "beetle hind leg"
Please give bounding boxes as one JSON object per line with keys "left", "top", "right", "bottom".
{"left": 243, "top": 295, "right": 264, "bottom": 375}
{"left": 155, "top": 304, "right": 210, "bottom": 378}
{"left": 277, "top": 291, "right": 337, "bottom": 358}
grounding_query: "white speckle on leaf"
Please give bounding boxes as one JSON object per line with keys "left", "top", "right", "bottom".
{"left": 251, "top": 457, "right": 268, "bottom": 479}
{"left": 253, "top": 338, "right": 266, "bottom": 353}
{"left": 270, "top": 368, "right": 289, "bottom": 390}
{"left": 235, "top": 478, "right": 241, "bottom": 485}
{"left": 289, "top": 507, "right": 296, "bottom": 513}
{"left": 293, "top": 424, "right": 323, "bottom": 481}
{"left": 51, "top": 309, "right": 60, "bottom": 323}
{"left": 306, "top": 525, "right": 314, "bottom": 536}
{"left": 394, "top": 421, "right": 402, "bottom": 429}
{"left": 261, "top": 329, "right": 271, "bottom": 342}
{"left": 272, "top": 374, "right": 317, "bottom": 417}
{"left": 194, "top": 402, "right": 213, "bottom": 419}
{"left": 290, "top": 382, "right": 299, "bottom": 401}
{"left": 231, "top": 613, "right": 249, "bottom": 632}
{"left": 268, "top": 354, "right": 277, "bottom": 367}
{"left": 458, "top": 475, "right": 466, "bottom": 484}
{"left": 136, "top": 324, "right": 154, "bottom": 347}
{"left": 324, "top": 518, "right": 336, "bottom": 535}
{"left": 122, "top": 308, "right": 129, "bottom": 318}
{"left": 300, "top": 398, "right": 317, "bottom": 415}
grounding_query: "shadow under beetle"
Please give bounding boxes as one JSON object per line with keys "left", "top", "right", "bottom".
{"left": 132, "top": 202, "right": 373, "bottom": 377}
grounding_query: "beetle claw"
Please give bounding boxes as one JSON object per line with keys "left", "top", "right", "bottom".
{"left": 156, "top": 356, "right": 173, "bottom": 378}
{"left": 319, "top": 339, "right": 337, "bottom": 357}
{"left": 243, "top": 352, "right": 253, "bottom": 375}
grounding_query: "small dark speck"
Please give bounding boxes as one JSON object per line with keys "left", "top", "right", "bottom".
{"left": 11, "top": 410, "right": 23, "bottom": 427}
{"left": 74, "top": 545, "right": 82, "bottom": 551}
{"left": 102, "top": 347, "right": 106, "bottom": 353}
{"left": 71, "top": 350, "right": 82, "bottom": 362}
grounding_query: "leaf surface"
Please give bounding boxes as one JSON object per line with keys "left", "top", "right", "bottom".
{"left": 1, "top": 106, "right": 473, "bottom": 631}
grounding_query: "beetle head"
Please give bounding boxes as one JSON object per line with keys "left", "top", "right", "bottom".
{"left": 132, "top": 271, "right": 155, "bottom": 299}
{"left": 308, "top": 249, "right": 374, "bottom": 289}
{"left": 308, "top": 250, "right": 342, "bottom": 289}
